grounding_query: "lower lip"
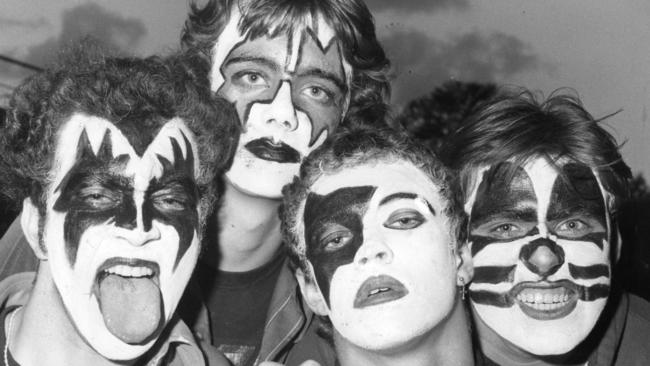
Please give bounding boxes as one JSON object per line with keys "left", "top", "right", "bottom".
{"left": 514, "top": 288, "right": 578, "bottom": 320}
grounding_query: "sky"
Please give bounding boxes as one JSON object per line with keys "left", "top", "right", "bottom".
{"left": 1, "top": 0, "right": 649, "bottom": 177}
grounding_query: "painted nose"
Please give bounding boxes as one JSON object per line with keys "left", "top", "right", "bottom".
{"left": 354, "top": 237, "right": 394, "bottom": 266}
{"left": 118, "top": 225, "right": 161, "bottom": 247}
{"left": 265, "top": 81, "right": 298, "bottom": 131}
{"left": 520, "top": 237, "right": 565, "bottom": 277}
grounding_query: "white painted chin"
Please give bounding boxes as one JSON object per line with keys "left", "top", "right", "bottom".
{"left": 225, "top": 145, "right": 301, "bottom": 199}
{"left": 474, "top": 297, "right": 607, "bottom": 355}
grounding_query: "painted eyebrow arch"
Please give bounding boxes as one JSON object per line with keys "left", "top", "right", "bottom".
{"left": 223, "top": 56, "right": 281, "bottom": 72}
{"left": 379, "top": 192, "right": 436, "bottom": 216}
{"left": 294, "top": 68, "right": 347, "bottom": 93}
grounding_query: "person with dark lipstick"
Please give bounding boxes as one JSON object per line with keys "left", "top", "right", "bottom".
{"left": 445, "top": 88, "right": 650, "bottom": 365}
{"left": 281, "top": 125, "right": 475, "bottom": 366}
{"left": 0, "top": 47, "right": 239, "bottom": 365}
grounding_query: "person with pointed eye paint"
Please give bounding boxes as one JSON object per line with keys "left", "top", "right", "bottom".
{"left": 444, "top": 88, "right": 650, "bottom": 366}
{"left": 176, "top": 1, "right": 390, "bottom": 365}
{"left": 0, "top": 46, "right": 240, "bottom": 366}
{"left": 282, "top": 124, "right": 475, "bottom": 366}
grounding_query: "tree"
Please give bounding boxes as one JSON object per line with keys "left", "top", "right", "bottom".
{"left": 396, "top": 80, "right": 498, "bottom": 154}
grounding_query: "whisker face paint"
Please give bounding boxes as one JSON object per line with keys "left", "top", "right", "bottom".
{"left": 212, "top": 10, "right": 351, "bottom": 198}
{"left": 42, "top": 114, "right": 202, "bottom": 360}
{"left": 301, "top": 162, "right": 458, "bottom": 351}
{"left": 465, "top": 157, "right": 611, "bottom": 355}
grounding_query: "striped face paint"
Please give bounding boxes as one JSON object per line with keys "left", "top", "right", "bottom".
{"left": 466, "top": 157, "right": 610, "bottom": 355}
{"left": 302, "top": 162, "right": 458, "bottom": 351}
{"left": 212, "top": 11, "right": 351, "bottom": 198}
{"left": 42, "top": 114, "right": 201, "bottom": 361}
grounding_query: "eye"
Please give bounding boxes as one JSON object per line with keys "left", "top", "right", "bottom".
{"left": 556, "top": 219, "right": 591, "bottom": 238}
{"left": 79, "top": 189, "right": 118, "bottom": 209}
{"left": 489, "top": 223, "right": 523, "bottom": 239}
{"left": 233, "top": 71, "right": 269, "bottom": 88}
{"left": 320, "top": 230, "right": 353, "bottom": 252}
{"left": 302, "top": 85, "right": 333, "bottom": 103}
{"left": 384, "top": 210, "right": 425, "bottom": 230}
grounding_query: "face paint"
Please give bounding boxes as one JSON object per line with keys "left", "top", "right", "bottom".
{"left": 466, "top": 157, "right": 610, "bottom": 355}
{"left": 303, "top": 162, "right": 458, "bottom": 351}
{"left": 42, "top": 114, "right": 202, "bottom": 360}
{"left": 212, "top": 11, "right": 351, "bottom": 198}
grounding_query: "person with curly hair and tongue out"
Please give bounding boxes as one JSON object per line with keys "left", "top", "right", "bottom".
{"left": 0, "top": 45, "right": 239, "bottom": 366}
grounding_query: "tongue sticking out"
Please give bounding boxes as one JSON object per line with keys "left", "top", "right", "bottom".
{"left": 98, "top": 274, "right": 163, "bottom": 344}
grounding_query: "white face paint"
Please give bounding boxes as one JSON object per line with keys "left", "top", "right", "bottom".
{"left": 211, "top": 10, "right": 352, "bottom": 198}
{"left": 466, "top": 157, "right": 611, "bottom": 355}
{"left": 42, "top": 114, "right": 201, "bottom": 360}
{"left": 302, "top": 162, "right": 458, "bottom": 351}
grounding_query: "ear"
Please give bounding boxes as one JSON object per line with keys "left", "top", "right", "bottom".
{"left": 21, "top": 197, "right": 47, "bottom": 260}
{"left": 296, "top": 262, "right": 329, "bottom": 316}
{"left": 455, "top": 240, "right": 473, "bottom": 285}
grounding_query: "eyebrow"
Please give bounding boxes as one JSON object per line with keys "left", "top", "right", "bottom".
{"left": 223, "top": 56, "right": 281, "bottom": 73}
{"left": 295, "top": 67, "right": 347, "bottom": 93}
{"left": 379, "top": 192, "right": 436, "bottom": 216}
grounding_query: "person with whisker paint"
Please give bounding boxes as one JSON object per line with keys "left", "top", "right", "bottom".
{"left": 0, "top": 44, "right": 240, "bottom": 366}
{"left": 444, "top": 88, "right": 650, "bottom": 366}
{"left": 281, "top": 123, "right": 475, "bottom": 366}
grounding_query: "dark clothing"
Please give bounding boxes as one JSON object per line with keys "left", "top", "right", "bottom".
{"left": 476, "top": 292, "right": 650, "bottom": 366}
{"left": 198, "top": 253, "right": 285, "bottom": 366}
{"left": 0, "top": 217, "right": 37, "bottom": 281}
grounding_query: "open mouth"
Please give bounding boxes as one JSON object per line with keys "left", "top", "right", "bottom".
{"left": 510, "top": 280, "right": 579, "bottom": 320}
{"left": 94, "top": 258, "right": 163, "bottom": 344}
{"left": 245, "top": 138, "right": 300, "bottom": 163}
{"left": 354, "top": 275, "right": 409, "bottom": 309}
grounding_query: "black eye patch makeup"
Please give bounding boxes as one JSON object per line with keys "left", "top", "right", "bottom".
{"left": 304, "top": 185, "right": 376, "bottom": 304}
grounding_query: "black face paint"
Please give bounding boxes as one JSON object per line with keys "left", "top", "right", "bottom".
{"left": 148, "top": 133, "right": 199, "bottom": 269}
{"left": 519, "top": 237, "right": 565, "bottom": 277}
{"left": 304, "top": 186, "right": 376, "bottom": 305}
{"left": 470, "top": 282, "right": 610, "bottom": 308}
{"left": 53, "top": 129, "right": 199, "bottom": 269}
{"left": 568, "top": 264, "right": 610, "bottom": 280}
{"left": 53, "top": 129, "right": 133, "bottom": 266}
{"left": 472, "top": 265, "right": 516, "bottom": 284}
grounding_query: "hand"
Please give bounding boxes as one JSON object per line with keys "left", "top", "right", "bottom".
{"left": 259, "top": 361, "right": 321, "bottom": 366}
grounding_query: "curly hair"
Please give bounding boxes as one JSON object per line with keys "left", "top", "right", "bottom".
{"left": 180, "top": 0, "right": 391, "bottom": 126}
{"left": 0, "top": 44, "right": 240, "bottom": 233}
{"left": 444, "top": 88, "right": 631, "bottom": 215}
{"left": 281, "top": 123, "right": 466, "bottom": 279}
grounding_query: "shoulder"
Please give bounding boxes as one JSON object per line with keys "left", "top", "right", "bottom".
{"left": 0, "top": 272, "right": 34, "bottom": 310}
{"left": 613, "top": 293, "right": 650, "bottom": 365}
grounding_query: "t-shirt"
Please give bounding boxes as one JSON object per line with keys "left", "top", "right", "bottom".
{"left": 196, "top": 252, "right": 285, "bottom": 366}
{"left": 1, "top": 306, "right": 21, "bottom": 366}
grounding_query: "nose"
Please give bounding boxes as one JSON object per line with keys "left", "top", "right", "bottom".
{"left": 354, "top": 236, "right": 394, "bottom": 266}
{"left": 117, "top": 224, "right": 161, "bottom": 247}
{"left": 520, "top": 237, "right": 565, "bottom": 277}
{"left": 265, "top": 81, "right": 298, "bottom": 131}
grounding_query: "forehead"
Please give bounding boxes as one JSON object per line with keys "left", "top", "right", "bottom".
{"left": 310, "top": 162, "right": 439, "bottom": 204}
{"left": 51, "top": 113, "right": 198, "bottom": 190}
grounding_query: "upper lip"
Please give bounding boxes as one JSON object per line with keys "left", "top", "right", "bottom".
{"left": 353, "top": 275, "right": 409, "bottom": 309}
{"left": 245, "top": 138, "right": 300, "bottom": 163}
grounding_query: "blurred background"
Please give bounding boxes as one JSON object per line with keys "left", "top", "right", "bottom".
{"left": 1, "top": 0, "right": 649, "bottom": 296}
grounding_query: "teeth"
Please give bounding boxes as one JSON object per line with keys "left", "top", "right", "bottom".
{"left": 104, "top": 265, "right": 153, "bottom": 278}
{"left": 516, "top": 289, "right": 572, "bottom": 308}
{"left": 369, "top": 287, "right": 390, "bottom": 296}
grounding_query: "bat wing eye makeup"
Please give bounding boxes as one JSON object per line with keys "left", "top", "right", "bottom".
{"left": 78, "top": 186, "right": 122, "bottom": 210}
{"left": 383, "top": 209, "right": 426, "bottom": 230}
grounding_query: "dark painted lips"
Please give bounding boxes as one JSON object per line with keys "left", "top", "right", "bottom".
{"left": 245, "top": 138, "right": 300, "bottom": 163}
{"left": 354, "top": 275, "right": 409, "bottom": 309}
{"left": 510, "top": 280, "right": 579, "bottom": 320}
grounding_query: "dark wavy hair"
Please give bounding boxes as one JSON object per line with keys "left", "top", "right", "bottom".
{"left": 444, "top": 88, "right": 631, "bottom": 215}
{"left": 180, "top": 0, "right": 391, "bottom": 124}
{"left": 0, "top": 44, "right": 240, "bottom": 235}
{"left": 281, "top": 124, "right": 465, "bottom": 278}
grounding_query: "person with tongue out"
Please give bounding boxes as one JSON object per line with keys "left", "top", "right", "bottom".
{"left": 444, "top": 89, "right": 650, "bottom": 365}
{"left": 281, "top": 125, "right": 475, "bottom": 366}
{"left": 0, "top": 48, "right": 239, "bottom": 366}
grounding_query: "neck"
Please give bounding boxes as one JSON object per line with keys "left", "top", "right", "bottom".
{"left": 209, "top": 181, "right": 283, "bottom": 272}
{"left": 335, "top": 299, "right": 474, "bottom": 366}
{"left": 10, "top": 266, "right": 132, "bottom": 366}
{"left": 472, "top": 307, "right": 584, "bottom": 366}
